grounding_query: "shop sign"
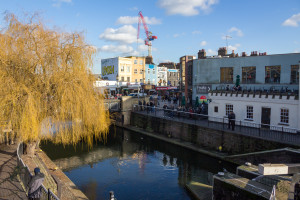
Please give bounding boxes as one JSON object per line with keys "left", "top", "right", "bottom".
{"left": 156, "top": 86, "right": 178, "bottom": 90}
{"left": 196, "top": 84, "right": 211, "bottom": 94}
{"left": 144, "top": 85, "right": 152, "bottom": 90}
{"left": 94, "top": 81, "right": 117, "bottom": 87}
{"left": 156, "top": 87, "right": 168, "bottom": 90}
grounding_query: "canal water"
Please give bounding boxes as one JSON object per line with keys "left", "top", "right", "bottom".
{"left": 42, "top": 127, "right": 237, "bottom": 200}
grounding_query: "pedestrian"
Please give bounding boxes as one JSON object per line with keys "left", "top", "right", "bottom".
{"left": 28, "top": 167, "right": 45, "bottom": 200}
{"left": 226, "top": 85, "right": 230, "bottom": 91}
{"left": 228, "top": 111, "right": 236, "bottom": 131}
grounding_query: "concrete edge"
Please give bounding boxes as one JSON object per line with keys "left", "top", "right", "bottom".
{"left": 120, "top": 125, "right": 225, "bottom": 160}
{"left": 36, "top": 149, "right": 89, "bottom": 200}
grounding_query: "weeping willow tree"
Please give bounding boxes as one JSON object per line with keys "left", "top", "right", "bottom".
{"left": 0, "top": 13, "right": 110, "bottom": 155}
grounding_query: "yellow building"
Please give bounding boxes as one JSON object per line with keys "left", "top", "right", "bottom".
{"left": 126, "top": 56, "right": 146, "bottom": 83}
{"left": 101, "top": 56, "right": 146, "bottom": 84}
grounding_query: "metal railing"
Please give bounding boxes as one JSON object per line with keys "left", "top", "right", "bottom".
{"left": 17, "top": 143, "right": 60, "bottom": 200}
{"left": 132, "top": 104, "right": 300, "bottom": 146}
{"left": 104, "top": 102, "right": 121, "bottom": 111}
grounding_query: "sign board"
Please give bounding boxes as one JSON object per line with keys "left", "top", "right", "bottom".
{"left": 167, "top": 69, "right": 178, "bottom": 73}
{"left": 156, "top": 87, "right": 168, "bottom": 90}
{"left": 156, "top": 86, "right": 178, "bottom": 90}
{"left": 128, "top": 83, "right": 141, "bottom": 88}
{"left": 101, "top": 58, "right": 118, "bottom": 80}
{"left": 94, "top": 81, "right": 117, "bottom": 87}
{"left": 196, "top": 84, "right": 212, "bottom": 94}
{"left": 144, "top": 85, "right": 153, "bottom": 90}
{"left": 148, "top": 64, "right": 155, "bottom": 69}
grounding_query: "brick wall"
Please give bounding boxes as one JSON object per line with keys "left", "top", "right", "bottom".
{"left": 130, "top": 113, "right": 292, "bottom": 154}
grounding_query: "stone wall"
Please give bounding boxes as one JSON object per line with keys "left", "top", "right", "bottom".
{"left": 130, "top": 112, "right": 294, "bottom": 154}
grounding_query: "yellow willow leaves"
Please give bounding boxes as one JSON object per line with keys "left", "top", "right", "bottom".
{"left": 0, "top": 13, "right": 110, "bottom": 147}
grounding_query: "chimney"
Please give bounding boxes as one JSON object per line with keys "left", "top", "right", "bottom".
{"left": 198, "top": 49, "right": 206, "bottom": 59}
{"left": 251, "top": 51, "right": 258, "bottom": 56}
{"left": 218, "top": 47, "right": 227, "bottom": 57}
{"left": 145, "top": 56, "right": 153, "bottom": 64}
{"left": 230, "top": 50, "right": 235, "bottom": 58}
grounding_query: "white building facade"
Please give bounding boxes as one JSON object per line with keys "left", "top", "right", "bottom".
{"left": 157, "top": 67, "right": 168, "bottom": 86}
{"left": 208, "top": 92, "right": 299, "bottom": 132}
{"left": 101, "top": 57, "right": 132, "bottom": 82}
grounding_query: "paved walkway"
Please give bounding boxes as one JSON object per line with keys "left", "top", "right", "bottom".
{"left": 0, "top": 143, "right": 27, "bottom": 200}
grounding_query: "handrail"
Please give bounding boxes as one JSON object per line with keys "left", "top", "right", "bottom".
{"left": 132, "top": 104, "right": 300, "bottom": 135}
{"left": 17, "top": 142, "right": 60, "bottom": 200}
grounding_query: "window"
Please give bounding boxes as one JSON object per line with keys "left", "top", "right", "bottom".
{"left": 147, "top": 79, "right": 150, "bottom": 84}
{"left": 140, "top": 60, "right": 143, "bottom": 65}
{"left": 140, "top": 69, "right": 143, "bottom": 74}
{"left": 174, "top": 81, "right": 176, "bottom": 86}
{"left": 127, "top": 77, "right": 130, "bottom": 82}
{"left": 246, "top": 106, "right": 253, "bottom": 120}
{"left": 291, "top": 65, "right": 299, "bottom": 84}
{"left": 121, "top": 66, "right": 124, "bottom": 72}
{"left": 148, "top": 69, "right": 150, "bottom": 74}
{"left": 134, "top": 60, "right": 137, "bottom": 64}
{"left": 153, "top": 69, "right": 155, "bottom": 74}
{"left": 265, "top": 66, "right": 281, "bottom": 83}
{"left": 220, "top": 67, "right": 233, "bottom": 83}
{"left": 121, "top": 77, "right": 124, "bottom": 81}
{"left": 127, "top": 66, "right": 130, "bottom": 73}
{"left": 134, "top": 69, "right": 137, "bottom": 74}
{"left": 242, "top": 67, "right": 256, "bottom": 84}
{"left": 226, "top": 104, "right": 233, "bottom": 116}
{"left": 135, "top": 79, "right": 137, "bottom": 82}
{"left": 214, "top": 106, "right": 218, "bottom": 113}
{"left": 140, "top": 79, "right": 143, "bottom": 82}
{"left": 280, "top": 108, "right": 289, "bottom": 124}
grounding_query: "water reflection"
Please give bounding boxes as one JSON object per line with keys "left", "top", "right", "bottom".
{"left": 42, "top": 127, "right": 236, "bottom": 200}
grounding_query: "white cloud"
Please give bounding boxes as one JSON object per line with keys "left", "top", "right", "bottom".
{"left": 98, "top": 45, "right": 135, "bottom": 54}
{"left": 116, "top": 16, "right": 161, "bottom": 25}
{"left": 173, "top": 32, "right": 185, "bottom": 38}
{"left": 294, "top": 49, "right": 300, "bottom": 53}
{"left": 227, "top": 43, "right": 241, "bottom": 52}
{"left": 282, "top": 13, "right": 300, "bottom": 27}
{"left": 99, "top": 25, "right": 143, "bottom": 44}
{"left": 52, "top": 0, "right": 72, "bottom": 7}
{"left": 200, "top": 41, "right": 207, "bottom": 46}
{"left": 157, "top": 0, "right": 218, "bottom": 16}
{"left": 228, "top": 27, "right": 243, "bottom": 37}
{"left": 192, "top": 30, "right": 202, "bottom": 35}
{"left": 138, "top": 44, "right": 149, "bottom": 52}
{"left": 130, "top": 7, "right": 139, "bottom": 11}
{"left": 207, "top": 49, "right": 217, "bottom": 55}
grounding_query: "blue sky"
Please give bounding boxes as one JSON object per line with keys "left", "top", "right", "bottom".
{"left": 1, "top": 0, "right": 300, "bottom": 74}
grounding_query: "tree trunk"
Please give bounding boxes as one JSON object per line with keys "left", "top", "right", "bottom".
{"left": 24, "top": 141, "right": 38, "bottom": 157}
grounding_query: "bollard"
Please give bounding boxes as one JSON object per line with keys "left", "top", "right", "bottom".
{"left": 110, "top": 191, "right": 115, "bottom": 200}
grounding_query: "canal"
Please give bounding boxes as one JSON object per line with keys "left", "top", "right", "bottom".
{"left": 42, "top": 127, "right": 237, "bottom": 200}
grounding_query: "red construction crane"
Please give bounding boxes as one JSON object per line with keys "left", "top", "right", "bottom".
{"left": 137, "top": 11, "right": 157, "bottom": 57}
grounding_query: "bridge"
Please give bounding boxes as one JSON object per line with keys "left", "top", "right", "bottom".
{"left": 104, "top": 99, "right": 121, "bottom": 112}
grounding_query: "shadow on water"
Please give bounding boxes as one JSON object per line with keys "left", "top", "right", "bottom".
{"left": 41, "top": 126, "right": 237, "bottom": 200}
